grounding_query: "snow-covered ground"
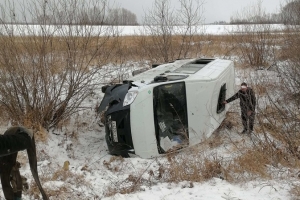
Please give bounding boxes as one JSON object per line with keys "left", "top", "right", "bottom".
{"left": 0, "top": 62, "right": 299, "bottom": 200}
{"left": 0, "top": 24, "right": 285, "bottom": 36}
{"left": 104, "top": 179, "right": 292, "bottom": 200}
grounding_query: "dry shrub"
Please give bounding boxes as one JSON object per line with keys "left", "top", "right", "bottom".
{"left": 232, "top": 31, "right": 279, "bottom": 67}
{"left": 255, "top": 101, "right": 300, "bottom": 161}
{"left": 230, "top": 148, "right": 271, "bottom": 179}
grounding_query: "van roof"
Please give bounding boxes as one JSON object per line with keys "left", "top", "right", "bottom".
{"left": 130, "top": 58, "right": 233, "bottom": 86}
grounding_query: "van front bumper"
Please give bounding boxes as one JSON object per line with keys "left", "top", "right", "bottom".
{"left": 105, "top": 109, "right": 135, "bottom": 157}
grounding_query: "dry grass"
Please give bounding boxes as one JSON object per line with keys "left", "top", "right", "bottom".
{"left": 291, "top": 185, "right": 300, "bottom": 200}
{"left": 0, "top": 34, "right": 241, "bottom": 65}
{"left": 155, "top": 151, "right": 228, "bottom": 183}
{"left": 26, "top": 165, "right": 90, "bottom": 199}
{"left": 103, "top": 156, "right": 125, "bottom": 172}
{"left": 230, "top": 149, "right": 271, "bottom": 179}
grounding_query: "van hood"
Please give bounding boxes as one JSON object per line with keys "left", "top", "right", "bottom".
{"left": 98, "top": 83, "right": 131, "bottom": 114}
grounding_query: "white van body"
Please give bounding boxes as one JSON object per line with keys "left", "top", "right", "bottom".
{"left": 99, "top": 58, "right": 235, "bottom": 158}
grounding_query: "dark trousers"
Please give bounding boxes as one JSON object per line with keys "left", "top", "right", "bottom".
{"left": 241, "top": 111, "right": 255, "bottom": 131}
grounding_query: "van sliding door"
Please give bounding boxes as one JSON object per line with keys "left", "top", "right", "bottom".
{"left": 153, "top": 82, "right": 188, "bottom": 153}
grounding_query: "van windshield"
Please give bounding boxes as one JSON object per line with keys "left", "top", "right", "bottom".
{"left": 153, "top": 82, "right": 189, "bottom": 153}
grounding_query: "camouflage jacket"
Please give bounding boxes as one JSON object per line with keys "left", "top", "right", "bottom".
{"left": 226, "top": 87, "right": 256, "bottom": 112}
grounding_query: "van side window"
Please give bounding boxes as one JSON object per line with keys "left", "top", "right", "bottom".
{"left": 217, "top": 83, "right": 226, "bottom": 113}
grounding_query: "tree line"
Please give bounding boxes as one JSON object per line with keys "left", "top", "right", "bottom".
{"left": 32, "top": 7, "right": 138, "bottom": 25}
{"left": 0, "top": 0, "right": 138, "bottom": 25}
{"left": 230, "top": 0, "right": 300, "bottom": 24}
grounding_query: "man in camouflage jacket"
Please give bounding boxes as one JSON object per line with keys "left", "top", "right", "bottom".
{"left": 224, "top": 82, "right": 256, "bottom": 134}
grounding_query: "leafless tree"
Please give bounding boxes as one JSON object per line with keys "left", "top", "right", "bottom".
{"left": 228, "top": 0, "right": 300, "bottom": 165}
{"left": 176, "top": 0, "right": 205, "bottom": 58}
{"left": 277, "top": 0, "right": 300, "bottom": 115}
{"left": 141, "top": 0, "right": 177, "bottom": 62}
{"left": 139, "top": 0, "right": 205, "bottom": 63}
{"left": 230, "top": 0, "right": 278, "bottom": 67}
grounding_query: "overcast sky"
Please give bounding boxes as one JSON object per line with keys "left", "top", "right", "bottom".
{"left": 113, "top": 0, "right": 284, "bottom": 23}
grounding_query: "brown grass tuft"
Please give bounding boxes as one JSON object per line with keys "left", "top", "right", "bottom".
{"left": 230, "top": 148, "right": 271, "bottom": 179}
{"left": 201, "top": 158, "right": 223, "bottom": 180}
{"left": 103, "top": 156, "right": 125, "bottom": 172}
{"left": 159, "top": 152, "right": 227, "bottom": 183}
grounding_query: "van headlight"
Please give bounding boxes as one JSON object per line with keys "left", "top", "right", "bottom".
{"left": 123, "top": 91, "right": 138, "bottom": 107}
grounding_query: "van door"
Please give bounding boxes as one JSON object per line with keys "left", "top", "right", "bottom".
{"left": 153, "top": 82, "right": 189, "bottom": 153}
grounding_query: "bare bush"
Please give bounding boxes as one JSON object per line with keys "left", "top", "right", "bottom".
{"left": 230, "top": 1, "right": 279, "bottom": 67}
{"left": 244, "top": 1, "right": 300, "bottom": 164}
{"left": 0, "top": 0, "right": 117, "bottom": 131}
{"left": 139, "top": 0, "right": 204, "bottom": 63}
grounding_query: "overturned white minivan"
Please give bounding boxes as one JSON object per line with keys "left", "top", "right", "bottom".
{"left": 98, "top": 58, "right": 235, "bottom": 158}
